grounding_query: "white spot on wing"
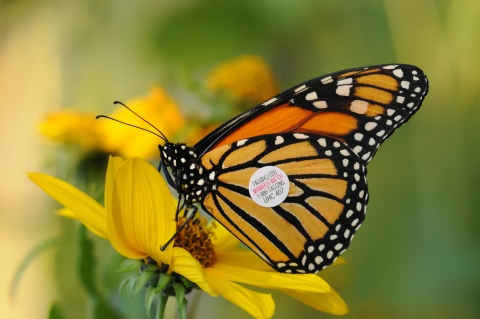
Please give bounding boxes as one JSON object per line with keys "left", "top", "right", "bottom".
{"left": 318, "top": 138, "right": 327, "bottom": 147}
{"left": 365, "top": 122, "right": 377, "bottom": 131}
{"left": 393, "top": 69, "right": 404, "bottom": 78}
{"left": 294, "top": 84, "right": 307, "bottom": 93}
{"left": 336, "top": 85, "right": 352, "bottom": 96}
{"left": 396, "top": 96, "right": 405, "bottom": 104}
{"left": 305, "top": 92, "right": 318, "bottom": 100}
{"left": 401, "top": 81, "right": 410, "bottom": 89}
{"left": 337, "top": 78, "right": 353, "bottom": 85}
{"left": 237, "top": 139, "right": 248, "bottom": 146}
{"left": 383, "top": 65, "right": 398, "bottom": 69}
{"left": 350, "top": 100, "right": 368, "bottom": 114}
{"left": 354, "top": 133, "right": 363, "bottom": 141}
{"left": 275, "top": 136, "right": 284, "bottom": 145}
{"left": 262, "top": 97, "right": 278, "bottom": 106}
{"left": 313, "top": 101, "right": 328, "bottom": 109}
{"left": 321, "top": 76, "right": 333, "bottom": 84}
{"left": 293, "top": 133, "right": 309, "bottom": 139}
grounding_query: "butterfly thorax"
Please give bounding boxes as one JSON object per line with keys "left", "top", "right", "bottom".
{"left": 160, "top": 142, "right": 213, "bottom": 204}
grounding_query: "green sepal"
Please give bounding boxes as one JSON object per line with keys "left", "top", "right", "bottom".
{"left": 155, "top": 273, "right": 173, "bottom": 294}
{"left": 179, "top": 275, "right": 193, "bottom": 288}
{"left": 145, "top": 287, "right": 157, "bottom": 317}
{"left": 136, "top": 264, "right": 158, "bottom": 293}
{"left": 177, "top": 297, "right": 188, "bottom": 319}
{"left": 126, "top": 273, "right": 140, "bottom": 296}
{"left": 117, "top": 259, "right": 142, "bottom": 273}
{"left": 156, "top": 294, "right": 168, "bottom": 319}
{"left": 172, "top": 282, "right": 186, "bottom": 310}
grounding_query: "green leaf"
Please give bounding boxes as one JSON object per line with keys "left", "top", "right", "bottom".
{"left": 10, "top": 236, "right": 62, "bottom": 300}
{"left": 117, "top": 259, "right": 142, "bottom": 273}
{"left": 172, "top": 282, "right": 186, "bottom": 310}
{"left": 145, "top": 287, "right": 158, "bottom": 317}
{"left": 155, "top": 294, "right": 168, "bottom": 319}
{"left": 48, "top": 302, "right": 67, "bottom": 319}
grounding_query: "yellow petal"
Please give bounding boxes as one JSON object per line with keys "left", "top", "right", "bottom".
{"left": 108, "top": 158, "right": 175, "bottom": 264}
{"left": 170, "top": 247, "right": 216, "bottom": 296}
{"left": 204, "top": 271, "right": 274, "bottom": 319}
{"left": 210, "top": 221, "right": 241, "bottom": 253}
{"left": 206, "top": 263, "right": 330, "bottom": 293}
{"left": 57, "top": 208, "right": 77, "bottom": 219}
{"left": 105, "top": 156, "right": 125, "bottom": 208}
{"left": 28, "top": 173, "right": 107, "bottom": 238}
{"left": 217, "top": 250, "right": 273, "bottom": 271}
{"left": 104, "top": 156, "right": 145, "bottom": 259}
{"left": 283, "top": 287, "right": 348, "bottom": 315}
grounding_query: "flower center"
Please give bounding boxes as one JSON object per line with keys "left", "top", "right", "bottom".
{"left": 174, "top": 214, "right": 217, "bottom": 268}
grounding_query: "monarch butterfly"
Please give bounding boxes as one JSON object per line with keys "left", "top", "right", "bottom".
{"left": 158, "top": 63, "right": 428, "bottom": 274}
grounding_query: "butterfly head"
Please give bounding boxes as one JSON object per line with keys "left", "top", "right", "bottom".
{"left": 159, "top": 142, "right": 212, "bottom": 203}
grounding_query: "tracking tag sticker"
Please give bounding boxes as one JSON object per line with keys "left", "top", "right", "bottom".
{"left": 249, "top": 166, "right": 290, "bottom": 207}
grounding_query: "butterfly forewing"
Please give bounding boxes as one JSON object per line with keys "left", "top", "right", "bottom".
{"left": 200, "top": 133, "right": 368, "bottom": 273}
{"left": 194, "top": 64, "right": 428, "bottom": 166}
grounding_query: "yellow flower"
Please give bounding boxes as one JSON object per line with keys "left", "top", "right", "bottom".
{"left": 39, "top": 86, "right": 185, "bottom": 159}
{"left": 39, "top": 110, "right": 103, "bottom": 150}
{"left": 98, "top": 85, "right": 185, "bottom": 158}
{"left": 28, "top": 157, "right": 347, "bottom": 318}
{"left": 207, "top": 55, "right": 279, "bottom": 104}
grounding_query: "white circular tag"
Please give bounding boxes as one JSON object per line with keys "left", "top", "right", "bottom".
{"left": 249, "top": 166, "right": 290, "bottom": 208}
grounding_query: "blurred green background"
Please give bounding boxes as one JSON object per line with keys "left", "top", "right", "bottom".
{"left": 1, "top": 0, "right": 480, "bottom": 318}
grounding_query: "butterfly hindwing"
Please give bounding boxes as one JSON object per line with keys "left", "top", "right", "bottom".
{"left": 194, "top": 64, "right": 428, "bottom": 165}
{"left": 199, "top": 133, "right": 368, "bottom": 273}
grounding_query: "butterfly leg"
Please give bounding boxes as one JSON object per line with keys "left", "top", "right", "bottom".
{"left": 160, "top": 205, "right": 198, "bottom": 251}
{"left": 159, "top": 161, "right": 176, "bottom": 188}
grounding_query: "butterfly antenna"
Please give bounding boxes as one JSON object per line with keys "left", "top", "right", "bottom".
{"left": 115, "top": 101, "right": 169, "bottom": 142}
{"left": 95, "top": 115, "right": 168, "bottom": 142}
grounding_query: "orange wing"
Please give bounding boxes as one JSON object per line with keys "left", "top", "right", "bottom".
{"left": 194, "top": 64, "right": 428, "bottom": 165}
